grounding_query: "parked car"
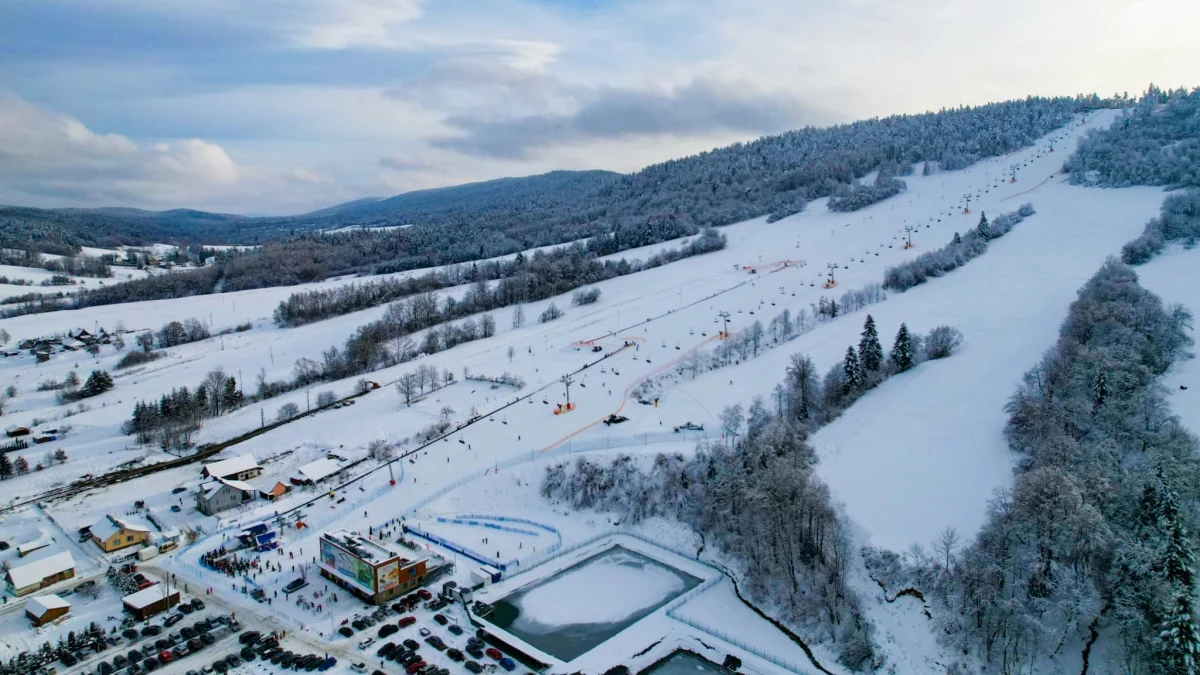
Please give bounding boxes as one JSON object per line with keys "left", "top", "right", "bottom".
{"left": 352, "top": 620, "right": 367, "bottom": 631}
{"left": 188, "top": 639, "right": 203, "bottom": 653}
{"left": 190, "top": 599, "right": 205, "bottom": 611}
{"left": 338, "top": 627, "right": 354, "bottom": 638}
{"left": 351, "top": 664, "right": 367, "bottom": 673}
{"left": 239, "top": 631, "right": 261, "bottom": 645}
{"left": 200, "top": 633, "right": 216, "bottom": 646}
{"left": 432, "top": 614, "right": 448, "bottom": 626}
{"left": 358, "top": 638, "right": 375, "bottom": 650}
{"left": 99, "top": 661, "right": 114, "bottom": 675}
{"left": 240, "top": 647, "right": 256, "bottom": 661}
{"left": 466, "top": 646, "right": 484, "bottom": 660}
{"left": 60, "top": 654, "right": 77, "bottom": 667}
{"left": 159, "top": 651, "right": 174, "bottom": 665}
{"left": 416, "top": 590, "right": 432, "bottom": 601}
{"left": 391, "top": 603, "right": 407, "bottom": 614}
{"left": 142, "top": 626, "right": 162, "bottom": 637}
{"left": 377, "top": 643, "right": 397, "bottom": 659}
{"left": 378, "top": 624, "right": 399, "bottom": 638}
{"left": 447, "top": 625, "right": 463, "bottom": 636}
{"left": 405, "top": 662, "right": 426, "bottom": 675}
{"left": 179, "top": 602, "right": 196, "bottom": 615}
{"left": 398, "top": 617, "right": 416, "bottom": 628}
{"left": 497, "top": 658, "right": 515, "bottom": 672}
{"left": 212, "top": 661, "right": 227, "bottom": 674}
{"left": 445, "top": 649, "right": 464, "bottom": 663}
{"left": 225, "top": 655, "right": 241, "bottom": 668}
{"left": 318, "top": 657, "right": 337, "bottom": 672}
{"left": 403, "top": 639, "right": 420, "bottom": 651}
{"left": 464, "top": 661, "right": 482, "bottom": 674}
{"left": 123, "top": 629, "right": 140, "bottom": 640}
{"left": 425, "top": 636, "right": 445, "bottom": 651}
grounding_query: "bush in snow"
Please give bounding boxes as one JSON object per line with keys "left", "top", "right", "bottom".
{"left": 316, "top": 390, "right": 337, "bottom": 407}
{"left": 539, "top": 303, "right": 564, "bottom": 323}
{"left": 923, "top": 326, "right": 963, "bottom": 360}
{"left": 276, "top": 402, "right": 300, "bottom": 422}
{"left": 828, "top": 173, "right": 907, "bottom": 212}
{"left": 571, "top": 287, "right": 602, "bottom": 306}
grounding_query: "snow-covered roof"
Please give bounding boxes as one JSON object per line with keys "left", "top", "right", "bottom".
{"left": 6, "top": 551, "right": 75, "bottom": 589}
{"left": 202, "top": 478, "right": 255, "bottom": 498}
{"left": 17, "top": 540, "right": 49, "bottom": 555}
{"left": 26, "top": 594, "right": 70, "bottom": 617}
{"left": 6, "top": 424, "right": 29, "bottom": 433}
{"left": 90, "top": 515, "right": 150, "bottom": 541}
{"left": 122, "top": 583, "right": 177, "bottom": 609}
{"left": 295, "top": 458, "right": 342, "bottom": 483}
{"left": 202, "top": 454, "right": 260, "bottom": 479}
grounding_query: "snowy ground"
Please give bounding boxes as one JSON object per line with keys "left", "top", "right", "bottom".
{"left": 0, "top": 110, "right": 1178, "bottom": 674}
{"left": 1136, "top": 245, "right": 1200, "bottom": 434}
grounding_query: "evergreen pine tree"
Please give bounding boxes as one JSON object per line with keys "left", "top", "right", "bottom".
{"left": 859, "top": 315, "right": 883, "bottom": 372}
{"left": 0, "top": 452, "right": 12, "bottom": 479}
{"left": 952, "top": 232, "right": 962, "bottom": 245}
{"left": 1092, "top": 368, "right": 1108, "bottom": 412}
{"left": 843, "top": 346, "right": 862, "bottom": 395}
{"left": 221, "top": 377, "right": 242, "bottom": 410}
{"left": 1159, "top": 590, "right": 1200, "bottom": 674}
{"left": 977, "top": 212, "right": 991, "bottom": 240}
{"left": 890, "top": 323, "right": 914, "bottom": 371}
{"left": 1157, "top": 480, "right": 1200, "bottom": 673}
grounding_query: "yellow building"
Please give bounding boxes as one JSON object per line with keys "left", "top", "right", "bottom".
{"left": 89, "top": 515, "right": 152, "bottom": 553}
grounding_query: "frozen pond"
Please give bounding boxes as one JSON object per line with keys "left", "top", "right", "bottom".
{"left": 642, "top": 651, "right": 728, "bottom": 675}
{"left": 488, "top": 545, "right": 701, "bottom": 661}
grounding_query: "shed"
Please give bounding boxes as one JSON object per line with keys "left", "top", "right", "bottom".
{"left": 4, "top": 551, "right": 76, "bottom": 596}
{"left": 201, "top": 454, "right": 262, "bottom": 481}
{"left": 290, "top": 458, "right": 343, "bottom": 486}
{"left": 17, "top": 540, "right": 50, "bottom": 557}
{"left": 122, "top": 583, "right": 180, "bottom": 620}
{"left": 26, "top": 594, "right": 71, "bottom": 626}
{"left": 5, "top": 425, "right": 31, "bottom": 438}
{"left": 259, "top": 481, "right": 290, "bottom": 501}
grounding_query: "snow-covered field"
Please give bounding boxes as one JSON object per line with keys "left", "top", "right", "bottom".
{"left": 1, "top": 109, "right": 1184, "bottom": 675}
{"left": 1137, "top": 246, "right": 1200, "bottom": 434}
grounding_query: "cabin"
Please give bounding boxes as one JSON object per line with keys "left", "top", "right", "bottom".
{"left": 259, "top": 481, "right": 290, "bottom": 501}
{"left": 123, "top": 584, "right": 179, "bottom": 620}
{"left": 89, "top": 515, "right": 152, "bottom": 553}
{"left": 290, "top": 458, "right": 344, "bottom": 486}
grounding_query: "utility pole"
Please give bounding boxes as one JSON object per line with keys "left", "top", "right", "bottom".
{"left": 717, "top": 311, "right": 731, "bottom": 338}
{"left": 306, "top": 388, "right": 310, "bottom": 413}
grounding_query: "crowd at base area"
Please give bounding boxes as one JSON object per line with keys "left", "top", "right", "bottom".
{"left": 198, "top": 539, "right": 340, "bottom": 616}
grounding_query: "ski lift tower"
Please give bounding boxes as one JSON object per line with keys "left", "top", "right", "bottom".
{"left": 1009, "top": 164, "right": 1019, "bottom": 183}
{"left": 718, "top": 311, "right": 731, "bottom": 339}
{"left": 962, "top": 193, "right": 972, "bottom": 214}
{"left": 561, "top": 375, "right": 574, "bottom": 412}
{"left": 823, "top": 263, "right": 839, "bottom": 289}
{"left": 903, "top": 226, "right": 915, "bottom": 249}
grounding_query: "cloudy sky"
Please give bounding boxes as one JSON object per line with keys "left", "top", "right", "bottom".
{"left": 1, "top": 0, "right": 1196, "bottom": 215}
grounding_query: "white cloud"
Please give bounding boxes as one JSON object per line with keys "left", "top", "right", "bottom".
{"left": 0, "top": 90, "right": 341, "bottom": 213}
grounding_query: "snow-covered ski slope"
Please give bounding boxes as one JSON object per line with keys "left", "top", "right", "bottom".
{"left": 0, "top": 109, "right": 1166, "bottom": 547}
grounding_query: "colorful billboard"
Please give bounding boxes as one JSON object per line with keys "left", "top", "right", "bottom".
{"left": 319, "top": 538, "right": 375, "bottom": 594}
{"left": 377, "top": 560, "right": 400, "bottom": 591}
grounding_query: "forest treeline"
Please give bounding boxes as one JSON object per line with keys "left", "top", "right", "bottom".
{"left": 274, "top": 226, "right": 720, "bottom": 327}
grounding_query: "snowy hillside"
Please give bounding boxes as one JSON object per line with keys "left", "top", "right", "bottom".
{"left": 1, "top": 108, "right": 1195, "bottom": 675}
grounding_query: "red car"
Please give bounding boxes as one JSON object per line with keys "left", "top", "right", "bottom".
{"left": 397, "top": 617, "right": 416, "bottom": 628}
{"left": 485, "top": 648, "right": 502, "bottom": 661}
{"left": 416, "top": 590, "right": 432, "bottom": 601}
{"left": 405, "top": 661, "right": 426, "bottom": 674}
{"left": 158, "top": 651, "right": 174, "bottom": 664}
